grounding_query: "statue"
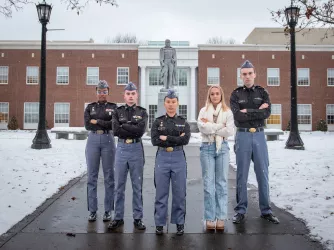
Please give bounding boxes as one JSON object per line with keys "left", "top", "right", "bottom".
{"left": 159, "top": 39, "right": 177, "bottom": 90}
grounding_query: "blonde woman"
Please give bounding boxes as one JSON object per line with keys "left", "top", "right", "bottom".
{"left": 197, "top": 86, "right": 234, "bottom": 230}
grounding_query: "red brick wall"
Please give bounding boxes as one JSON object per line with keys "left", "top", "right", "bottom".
{"left": 0, "top": 49, "right": 138, "bottom": 128}
{"left": 198, "top": 50, "right": 334, "bottom": 130}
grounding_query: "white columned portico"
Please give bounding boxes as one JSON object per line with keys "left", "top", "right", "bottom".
{"left": 190, "top": 66, "right": 196, "bottom": 121}
{"left": 140, "top": 66, "right": 146, "bottom": 108}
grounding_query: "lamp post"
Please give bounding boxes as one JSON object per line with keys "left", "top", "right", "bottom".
{"left": 31, "top": 0, "right": 52, "bottom": 149}
{"left": 284, "top": 4, "right": 305, "bottom": 150}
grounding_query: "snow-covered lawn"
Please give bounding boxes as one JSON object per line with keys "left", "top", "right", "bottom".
{"left": 228, "top": 131, "right": 334, "bottom": 250}
{"left": 0, "top": 130, "right": 87, "bottom": 236}
{"left": 0, "top": 130, "right": 333, "bottom": 250}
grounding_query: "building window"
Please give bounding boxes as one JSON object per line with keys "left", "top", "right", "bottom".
{"left": 327, "top": 68, "right": 334, "bottom": 86}
{"left": 297, "top": 104, "right": 312, "bottom": 124}
{"left": 54, "top": 103, "right": 70, "bottom": 125}
{"left": 149, "top": 105, "right": 157, "bottom": 129}
{"left": 267, "top": 68, "right": 280, "bottom": 86}
{"left": 297, "top": 68, "right": 310, "bottom": 86}
{"left": 327, "top": 104, "right": 334, "bottom": 125}
{"left": 26, "top": 66, "right": 39, "bottom": 85}
{"left": 56, "top": 67, "right": 69, "bottom": 85}
{"left": 0, "top": 66, "right": 9, "bottom": 84}
{"left": 117, "top": 67, "right": 129, "bottom": 85}
{"left": 149, "top": 68, "right": 161, "bottom": 86}
{"left": 267, "top": 104, "right": 281, "bottom": 125}
{"left": 237, "top": 68, "right": 243, "bottom": 86}
{"left": 179, "top": 105, "right": 187, "bottom": 120}
{"left": 177, "top": 68, "right": 187, "bottom": 86}
{"left": 0, "top": 102, "right": 9, "bottom": 123}
{"left": 86, "top": 67, "right": 99, "bottom": 85}
{"left": 24, "top": 102, "right": 39, "bottom": 123}
{"left": 207, "top": 67, "right": 219, "bottom": 85}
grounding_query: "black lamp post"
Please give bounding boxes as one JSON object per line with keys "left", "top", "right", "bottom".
{"left": 31, "top": 0, "right": 52, "bottom": 149}
{"left": 284, "top": 5, "right": 305, "bottom": 150}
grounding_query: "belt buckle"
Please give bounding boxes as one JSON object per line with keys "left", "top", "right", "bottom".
{"left": 166, "top": 147, "right": 173, "bottom": 152}
{"left": 96, "top": 130, "right": 104, "bottom": 135}
{"left": 125, "top": 139, "right": 133, "bottom": 144}
{"left": 249, "top": 128, "right": 256, "bottom": 133}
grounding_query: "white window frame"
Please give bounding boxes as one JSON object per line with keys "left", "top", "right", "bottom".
{"left": 56, "top": 67, "right": 69, "bottom": 85}
{"left": 237, "top": 68, "right": 243, "bottom": 86}
{"left": 177, "top": 68, "right": 188, "bottom": 86}
{"left": 148, "top": 68, "right": 161, "bottom": 86}
{"left": 327, "top": 68, "right": 334, "bottom": 86}
{"left": 0, "top": 102, "right": 9, "bottom": 129}
{"left": 86, "top": 67, "right": 99, "bottom": 85}
{"left": 179, "top": 104, "right": 188, "bottom": 120}
{"left": 297, "top": 68, "right": 310, "bottom": 86}
{"left": 26, "top": 66, "right": 39, "bottom": 85}
{"left": 267, "top": 68, "right": 280, "bottom": 86}
{"left": 207, "top": 67, "right": 220, "bottom": 85}
{"left": 266, "top": 104, "right": 282, "bottom": 129}
{"left": 297, "top": 104, "right": 312, "bottom": 131}
{"left": 326, "top": 104, "right": 334, "bottom": 131}
{"left": 24, "top": 102, "right": 39, "bottom": 129}
{"left": 54, "top": 103, "right": 70, "bottom": 127}
{"left": 117, "top": 67, "right": 129, "bottom": 85}
{"left": 0, "top": 66, "right": 9, "bottom": 85}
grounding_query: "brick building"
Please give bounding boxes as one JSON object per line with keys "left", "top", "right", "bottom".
{"left": 0, "top": 28, "right": 334, "bottom": 131}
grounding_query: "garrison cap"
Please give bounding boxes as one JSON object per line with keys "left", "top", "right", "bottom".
{"left": 124, "top": 82, "right": 137, "bottom": 91}
{"left": 97, "top": 80, "right": 109, "bottom": 89}
{"left": 165, "top": 89, "right": 178, "bottom": 99}
{"left": 240, "top": 60, "right": 254, "bottom": 69}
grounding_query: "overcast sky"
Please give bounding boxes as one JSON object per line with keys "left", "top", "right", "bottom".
{"left": 0, "top": 0, "right": 291, "bottom": 45}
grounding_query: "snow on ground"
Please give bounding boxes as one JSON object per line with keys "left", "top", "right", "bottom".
{"left": 0, "top": 130, "right": 333, "bottom": 249}
{"left": 228, "top": 131, "right": 334, "bottom": 250}
{"left": 0, "top": 130, "right": 87, "bottom": 236}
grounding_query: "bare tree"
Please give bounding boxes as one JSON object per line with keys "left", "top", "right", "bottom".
{"left": 207, "top": 36, "right": 237, "bottom": 44}
{"left": 0, "top": 0, "right": 118, "bottom": 18}
{"left": 270, "top": 0, "right": 334, "bottom": 40}
{"left": 105, "top": 33, "right": 138, "bottom": 44}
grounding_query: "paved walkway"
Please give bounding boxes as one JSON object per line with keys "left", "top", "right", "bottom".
{"left": 0, "top": 145, "right": 324, "bottom": 250}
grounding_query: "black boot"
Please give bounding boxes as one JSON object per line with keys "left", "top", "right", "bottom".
{"left": 88, "top": 212, "right": 97, "bottom": 222}
{"left": 155, "top": 226, "right": 163, "bottom": 235}
{"left": 176, "top": 224, "right": 184, "bottom": 236}
{"left": 108, "top": 219, "right": 124, "bottom": 230}
{"left": 103, "top": 211, "right": 112, "bottom": 222}
{"left": 261, "top": 213, "right": 280, "bottom": 224}
{"left": 134, "top": 219, "right": 146, "bottom": 230}
{"left": 232, "top": 213, "right": 245, "bottom": 224}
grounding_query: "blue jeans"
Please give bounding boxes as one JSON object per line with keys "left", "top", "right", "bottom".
{"left": 200, "top": 141, "right": 230, "bottom": 221}
{"left": 234, "top": 130, "right": 272, "bottom": 215}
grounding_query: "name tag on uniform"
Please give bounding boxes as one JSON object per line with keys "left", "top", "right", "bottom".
{"left": 106, "top": 109, "right": 114, "bottom": 112}
{"left": 133, "top": 115, "right": 142, "bottom": 119}
{"left": 175, "top": 124, "right": 185, "bottom": 127}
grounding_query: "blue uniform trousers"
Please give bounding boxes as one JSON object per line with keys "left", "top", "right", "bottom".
{"left": 85, "top": 132, "right": 116, "bottom": 212}
{"left": 154, "top": 150, "right": 187, "bottom": 226}
{"left": 234, "top": 130, "right": 272, "bottom": 215}
{"left": 114, "top": 142, "right": 145, "bottom": 220}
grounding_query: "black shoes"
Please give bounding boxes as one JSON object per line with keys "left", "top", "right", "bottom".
{"left": 261, "top": 213, "right": 280, "bottom": 224}
{"left": 134, "top": 219, "right": 146, "bottom": 230}
{"left": 88, "top": 212, "right": 97, "bottom": 222}
{"left": 103, "top": 211, "right": 112, "bottom": 222}
{"left": 232, "top": 213, "right": 245, "bottom": 224}
{"left": 108, "top": 219, "right": 124, "bottom": 230}
{"left": 155, "top": 226, "right": 163, "bottom": 235}
{"left": 176, "top": 224, "right": 184, "bottom": 236}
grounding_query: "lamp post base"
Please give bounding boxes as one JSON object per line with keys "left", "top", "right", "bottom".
{"left": 285, "top": 131, "right": 304, "bottom": 150}
{"left": 31, "top": 129, "right": 52, "bottom": 149}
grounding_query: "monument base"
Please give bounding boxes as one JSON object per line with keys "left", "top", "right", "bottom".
{"left": 188, "top": 121, "right": 199, "bottom": 133}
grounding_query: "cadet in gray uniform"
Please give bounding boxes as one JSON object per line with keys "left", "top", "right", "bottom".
{"left": 84, "top": 80, "right": 117, "bottom": 222}
{"left": 151, "top": 89, "right": 191, "bottom": 236}
{"left": 108, "top": 82, "right": 148, "bottom": 230}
